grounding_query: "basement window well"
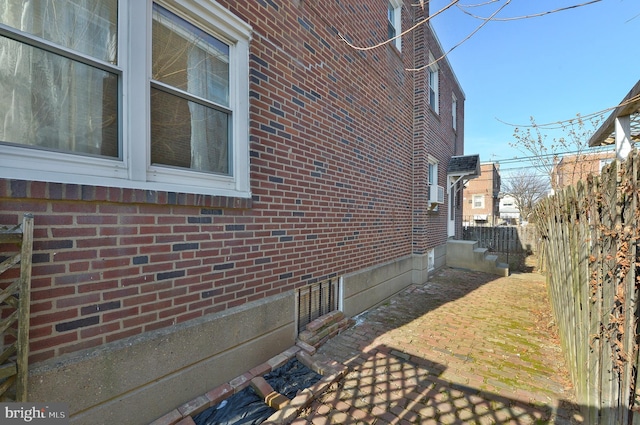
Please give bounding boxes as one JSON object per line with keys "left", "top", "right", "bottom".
{"left": 296, "top": 277, "right": 342, "bottom": 333}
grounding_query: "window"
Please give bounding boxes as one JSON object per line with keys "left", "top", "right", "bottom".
{"left": 296, "top": 277, "right": 341, "bottom": 333}
{"left": 388, "top": 0, "right": 402, "bottom": 51}
{"left": 600, "top": 158, "right": 613, "bottom": 170}
{"left": 427, "top": 158, "right": 444, "bottom": 204}
{"left": 0, "top": 1, "right": 119, "bottom": 158}
{"left": 151, "top": 4, "right": 231, "bottom": 175}
{"left": 0, "top": 0, "right": 251, "bottom": 198}
{"left": 428, "top": 162, "right": 436, "bottom": 186}
{"left": 427, "top": 54, "right": 439, "bottom": 114}
{"left": 473, "top": 195, "right": 484, "bottom": 209}
{"left": 452, "top": 93, "right": 457, "bottom": 131}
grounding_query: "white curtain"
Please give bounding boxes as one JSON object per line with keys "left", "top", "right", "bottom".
{"left": 153, "top": 4, "right": 230, "bottom": 174}
{"left": 187, "top": 48, "right": 229, "bottom": 174}
{"left": 0, "top": 1, "right": 33, "bottom": 146}
{"left": 0, "top": 0, "right": 117, "bottom": 157}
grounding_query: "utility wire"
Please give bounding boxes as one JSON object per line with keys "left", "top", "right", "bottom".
{"left": 498, "top": 93, "right": 640, "bottom": 129}
{"left": 339, "top": 0, "right": 602, "bottom": 72}
{"left": 457, "top": 0, "right": 602, "bottom": 21}
{"left": 408, "top": 0, "right": 511, "bottom": 72}
{"left": 339, "top": 0, "right": 460, "bottom": 52}
{"left": 457, "top": 0, "right": 502, "bottom": 8}
{"left": 479, "top": 145, "right": 614, "bottom": 165}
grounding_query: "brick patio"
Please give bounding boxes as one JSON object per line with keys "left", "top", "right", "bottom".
{"left": 294, "top": 267, "right": 582, "bottom": 424}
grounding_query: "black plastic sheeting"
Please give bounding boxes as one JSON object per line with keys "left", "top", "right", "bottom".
{"left": 193, "top": 359, "right": 322, "bottom": 425}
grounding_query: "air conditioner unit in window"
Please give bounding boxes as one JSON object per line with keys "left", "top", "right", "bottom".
{"left": 429, "top": 184, "right": 445, "bottom": 204}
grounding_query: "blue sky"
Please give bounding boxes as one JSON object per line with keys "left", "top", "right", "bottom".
{"left": 428, "top": 0, "right": 639, "bottom": 168}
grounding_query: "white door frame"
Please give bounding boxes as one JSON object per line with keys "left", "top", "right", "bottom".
{"left": 448, "top": 176, "right": 464, "bottom": 237}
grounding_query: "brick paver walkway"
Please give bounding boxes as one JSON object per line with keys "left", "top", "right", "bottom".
{"left": 294, "top": 268, "right": 582, "bottom": 424}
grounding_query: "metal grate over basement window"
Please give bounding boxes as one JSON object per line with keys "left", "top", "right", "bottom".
{"left": 296, "top": 277, "right": 341, "bottom": 333}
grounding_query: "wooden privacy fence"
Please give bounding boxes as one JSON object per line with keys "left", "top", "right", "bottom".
{"left": 462, "top": 224, "right": 538, "bottom": 254}
{"left": 0, "top": 213, "right": 34, "bottom": 402}
{"left": 535, "top": 151, "right": 640, "bottom": 424}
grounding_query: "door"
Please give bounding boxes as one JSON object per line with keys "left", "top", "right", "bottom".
{"left": 447, "top": 180, "right": 456, "bottom": 237}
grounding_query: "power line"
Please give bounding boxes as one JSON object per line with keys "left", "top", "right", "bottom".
{"left": 498, "top": 93, "right": 640, "bottom": 130}
{"left": 480, "top": 144, "right": 615, "bottom": 165}
{"left": 457, "top": 0, "right": 603, "bottom": 22}
{"left": 339, "top": 0, "right": 461, "bottom": 52}
{"left": 338, "top": 0, "right": 601, "bottom": 72}
{"left": 408, "top": 0, "right": 512, "bottom": 72}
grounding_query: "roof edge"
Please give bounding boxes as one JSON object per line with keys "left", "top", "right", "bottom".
{"left": 589, "top": 79, "right": 640, "bottom": 147}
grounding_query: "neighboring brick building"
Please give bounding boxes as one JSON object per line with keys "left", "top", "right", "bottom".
{"left": 0, "top": 1, "right": 466, "bottom": 423}
{"left": 463, "top": 163, "right": 501, "bottom": 226}
{"left": 551, "top": 151, "right": 615, "bottom": 189}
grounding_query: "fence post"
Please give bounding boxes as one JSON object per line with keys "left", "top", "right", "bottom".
{"left": 16, "top": 213, "right": 34, "bottom": 402}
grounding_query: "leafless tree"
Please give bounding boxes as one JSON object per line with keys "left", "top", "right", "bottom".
{"left": 501, "top": 169, "right": 549, "bottom": 221}
{"left": 510, "top": 114, "right": 602, "bottom": 191}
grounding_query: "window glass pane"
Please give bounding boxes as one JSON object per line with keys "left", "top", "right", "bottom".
{"left": 0, "top": 36, "right": 119, "bottom": 158}
{"left": 428, "top": 68, "right": 437, "bottom": 107}
{"left": 152, "top": 4, "right": 229, "bottom": 107}
{"left": 387, "top": 4, "right": 396, "bottom": 39}
{"left": 151, "top": 88, "right": 229, "bottom": 175}
{"left": 0, "top": 0, "right": 118, "bottom": 63}
{"left": 473, "top": 195, "right": 483, "bottom": 208}
{"left": 428, "top": 163, "right": 436, "bottom": 184}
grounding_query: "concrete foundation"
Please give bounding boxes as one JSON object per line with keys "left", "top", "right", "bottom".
{"left": 29, "top": 293, "right": 296, "bottom": 425}
{"left": 343, "top": 255, "right": 413, "bottom": 318}
{"left": 28, "top": 247, "right": 445, "bottom": 425}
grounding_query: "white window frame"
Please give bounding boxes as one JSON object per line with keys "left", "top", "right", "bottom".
{"left": 427, "top": 53, "right": 439, "bottom": 114}
{"left": 428, "top": 160, "right": 438, "bottom": 186}
{"left": 427, "top": 157, "right": 444, "bottom": 204}
{"left": 0, "top": 0, "right": 252, "bottom": 199}
{"left": 388, "top": 0, "right": 402, "bottom": 51}
{"left": 472, "top": 194, "right": 485, "bottom": 209}
{"left": 600, "top": 158, "right": 613, "bottom": 170}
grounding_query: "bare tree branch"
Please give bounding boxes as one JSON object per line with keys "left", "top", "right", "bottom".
{"left": 501, "top": 169, "right": 549, "bottom": 220}
{"left": 510, "top": 114, "right": 602, "bottom": 191}
{"left": 338, "top": 0, "right": 460, "bottom": 52}
{"left": 407, "top": 0, "right": 511, "bottom": 72}
{"left": 337, "top": 0, "right": 604, "bottom": 73}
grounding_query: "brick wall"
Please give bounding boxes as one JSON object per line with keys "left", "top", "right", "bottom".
{"left": 552, "top": 151, "right": 615, "bottom": 188}
{"left": 463, "top": 163, "right": 499, "bottom": 224}
{"left": 412, "top": 8, "right": 465, "bottom": 254}
{"left": 0, "top": 0, "right": 462, "bottom": 366}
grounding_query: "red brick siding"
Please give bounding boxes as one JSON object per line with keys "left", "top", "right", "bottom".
{"left": 463, "top": 163, "right": 500, "bottom": 223}
{"left": 0, "top": 0, "right": 462, "bottom": 363}
{"left": 552, "top": 151, "right": 615, "bottom": 188}
{"left": 412, "top": 12, "right": 465, "bottom": 253}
